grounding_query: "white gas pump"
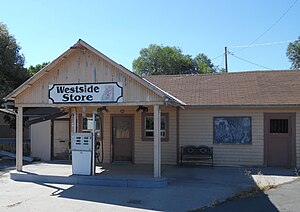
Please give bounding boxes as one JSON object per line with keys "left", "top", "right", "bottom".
{"left": 71, "top": 133, "right": 93, "bottom": 175}
{"left": 71, "top": 109, "right": 99, "bottom": 176}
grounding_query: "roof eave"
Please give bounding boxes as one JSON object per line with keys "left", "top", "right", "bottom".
{"left": 142, "top": 78, "right": 187, "bottom": 107}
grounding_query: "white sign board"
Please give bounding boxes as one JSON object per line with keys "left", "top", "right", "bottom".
{"left": 49, "top": 82, "right": 123, "bottom": 104}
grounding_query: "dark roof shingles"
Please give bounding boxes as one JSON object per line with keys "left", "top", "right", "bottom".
{"left": 145, "top": 70, "right": 300, "bottom": 106}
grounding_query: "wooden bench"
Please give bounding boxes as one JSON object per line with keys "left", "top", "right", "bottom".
{"left": 180, "top": 145, "right": 213, "bottom": 167}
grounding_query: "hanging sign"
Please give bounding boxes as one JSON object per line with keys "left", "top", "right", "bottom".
{"left": 49, "top": 82, "right": 123, "bottom": 104}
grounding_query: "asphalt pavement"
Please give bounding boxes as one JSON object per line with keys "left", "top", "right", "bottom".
{"left": 1, "top": 158, "right": 299, "bottom": 212}
{"left": 201, "top": 179, "right": 300, "bottom": 212}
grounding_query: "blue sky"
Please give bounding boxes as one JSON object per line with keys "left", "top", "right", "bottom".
{"left": 1, "top": 0, "right": 299, "bottom": 72}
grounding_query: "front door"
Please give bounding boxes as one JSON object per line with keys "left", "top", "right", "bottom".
{"left": 52, "top": 120, "right": 70, "bottom": 160}
{"left": 264, "top": 113, "right": 295, "bottom": 167}
{"left": 112, "top": 116, "right": 133, "bottom": 162}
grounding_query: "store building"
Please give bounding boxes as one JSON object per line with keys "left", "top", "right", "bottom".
{"left": 4, "top": 40, "right": 300, "bottom": 178}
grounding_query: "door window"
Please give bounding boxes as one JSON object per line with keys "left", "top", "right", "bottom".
{"left": 270, "top": 119, "right": 288, "bottom": 133}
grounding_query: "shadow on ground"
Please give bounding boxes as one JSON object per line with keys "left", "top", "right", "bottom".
{"left": 0, "top": 157, "right": 15, "bottom": 174}
{"left": 26, "top": 165, "right": 294, "bottom": 211}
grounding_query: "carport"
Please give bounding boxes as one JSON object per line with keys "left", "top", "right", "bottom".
{"left": 4, "top": 39, "right": 184, "bottom": 179}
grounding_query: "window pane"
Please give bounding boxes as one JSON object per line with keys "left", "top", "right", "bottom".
{"left": 87, "top": 119, "right": 94, "bottom": 130}
{"left": 146, "top": 131, "right": 154, "bottom": 137}
{"left": 83, "top": 117, "right": 94, "bottom": 130}
{"left": 116, "top": 127, "right": 130, "bottom": 139}
{"left": 145, "top": 117, "right": 154, "bottom": 130}
{"left": 143, "top": 114, "right": 168, "bottom": 139}
{"left": 161, "top": 117, "right": 166, "bottom": 130}
{"left": 82, "top": 117, "right": 87, "bottom": 130}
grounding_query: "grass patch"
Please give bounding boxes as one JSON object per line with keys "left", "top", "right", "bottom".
{"left": 227, "top": 184, "right": 277, "bottom": 202}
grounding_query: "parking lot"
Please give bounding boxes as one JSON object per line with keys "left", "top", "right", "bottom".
{"left": 0, "top": 158, "right": 299, "bottom": 212}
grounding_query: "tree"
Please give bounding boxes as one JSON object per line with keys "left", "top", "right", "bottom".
{"left": 28, "top": 62, "right": 49, "bottom": 76}
{"left": 0, "top": 23, "right": 29, "bottom": 105}
{"left": 133, "top": 44, "right": 219, "bottom": 76}
{"left": 287, "top": 38, "right": 300, "bottom": 69}
{"left": 194, "top": 53, "right": 216, "bottom": 73}
{"left": 133, "top": 44, "right": 196, "bottom": 76}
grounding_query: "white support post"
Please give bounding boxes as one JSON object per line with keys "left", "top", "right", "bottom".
{"left": 92, "top": 111, "right": 96, "bottom": 176}
{"left": 16, "top": 107, "right": 23, "bottom": 171}
{"left": 73, "top": 109, "right": 77, "bottom": 133}
{"left": 153, "top": 104, "right": 161, "bottom": 178}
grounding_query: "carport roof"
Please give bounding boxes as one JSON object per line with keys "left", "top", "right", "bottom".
{"left": 145, "top": 70, "right": 300, "bottom": 108}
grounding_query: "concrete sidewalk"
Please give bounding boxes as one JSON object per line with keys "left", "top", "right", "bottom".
{"left": 1, "top": 161, "right": 299, "bottom": 211}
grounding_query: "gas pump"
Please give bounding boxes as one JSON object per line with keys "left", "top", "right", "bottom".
{"left": 71, "top": 132, "right": 93, "bottom": 175}
{"left": 70, "top": 108, "right": 104, "bottom": 176}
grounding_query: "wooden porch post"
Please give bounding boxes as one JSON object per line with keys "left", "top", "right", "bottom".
{"left": 154, "top": 104, "right": 161, "bottom": 178}
{"left": 73, "top": 109, "right": 77, "bottom": 133}
{"left": 16, "top": 106, "right": 23, "bottom": 171}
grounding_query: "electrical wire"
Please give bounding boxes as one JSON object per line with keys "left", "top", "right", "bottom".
{"left": 229, "top": 53, "right": 273, "bottom": 70}
{"left": 229, "top": 39, "right": 298, "bottom": 49}
{"left": 236, "top": 0, "right": 298, "bottom": 53}
{"left": 211, "top": 53, "right": 224, "bottom": 61}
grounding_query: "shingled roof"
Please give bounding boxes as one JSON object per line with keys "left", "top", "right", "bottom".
{"left": 144, "top": 70, "right": 300, "bottom": 108}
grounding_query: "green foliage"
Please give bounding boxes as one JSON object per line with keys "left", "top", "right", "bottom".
{"left": 133, "top": 44, "right": 195, "bottom": 76}
{"left": 0, "top": 23, "right": 29, "bottom": 105}
{"left": 28, "top": 62, "right": 49, "bottom": 76}
{"left": 133, "top": 44, "right": 219, "bottom": 76}
{"left": 287, "top": 38, "right": 300, "bottom": 69}
{"left": 194, "top": 53, "right": 215, "bottom": 73}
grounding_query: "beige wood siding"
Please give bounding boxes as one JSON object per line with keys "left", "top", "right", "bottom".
{"left": 92, "top": 106, "right": 177, "bottom": 164}
{"left": 296, "top": 112, "right": 300, "bottom": 168}
{"left": 31, "top": 120, "right": 51, "bottom": 161}
{"left": 15, "top": 50, "right": 163, "bottom": 105}
{"left": 180, "top": 108, "right": 300, "bottom": 167}
{"left": 134, "top": 106, "right": 177, "bottom": 164}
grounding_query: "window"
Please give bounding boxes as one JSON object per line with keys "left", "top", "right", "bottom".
{"left": 142, "top": 113, "right": 168, "bottom": 141}
{"left": 83, "top": 117, "right": 93, "bottom": 130}
{"left": 82, "top": 116, "right": 100, "bottom": 131}
{"left": 270, "top": 119, "right": 288, "bottom": 133}
{"left": 214, "top": 117, "right": 252, "bottom": 144}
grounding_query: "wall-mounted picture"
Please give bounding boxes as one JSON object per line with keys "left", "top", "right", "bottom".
{"left": 214, "top": 117, "right": 252, "bottom": 144}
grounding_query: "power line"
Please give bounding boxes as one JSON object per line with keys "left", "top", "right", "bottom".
{"left": 211, "top": 53, "right": 224, "bottom": 61}
{"left": 229, "top": 39, "right": 298, "bottom": 49}
{"left": 247, "top": 0, "right": 298, "bottom": 46}
{"left": 229, "top": 53, "right": 273, "bottom": 70}
{"left": 237, "top": 0, "right": 298, "bottom": 52}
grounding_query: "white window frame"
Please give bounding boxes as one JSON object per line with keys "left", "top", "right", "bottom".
{"left": 142, "top": 113, "right": 168, "bottom": 141}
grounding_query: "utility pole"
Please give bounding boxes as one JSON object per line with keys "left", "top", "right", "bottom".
{"left": 225, "top": 46, "right": 228, "bottom": 73}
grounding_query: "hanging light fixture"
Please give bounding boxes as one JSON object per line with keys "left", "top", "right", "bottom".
{"left": 136, "top": 105, "right": 148, "bottom": 113}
